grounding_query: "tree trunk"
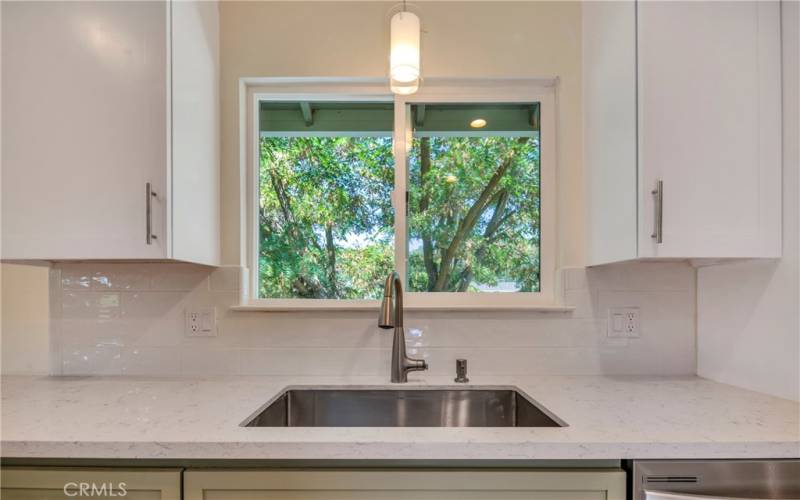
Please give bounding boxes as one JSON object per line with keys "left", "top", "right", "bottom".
{"left": 419, "top": 137, "right": 438, "bottom": 290}
{"left": 292, "top": 275, "right": 323, "bottom": 298}
{"left": 433, "top": 155, "right": 515, "bottom": 291}
{"left": 456, "top": 189, "right": 510, "bottom": 291}
{"left": 267, "top": 162, "right": 327, "bottom": 296}
{"left": 325, "top": 222, "right": 338, "bottom": 298}
{"left": 433, "top": 138, "right": 527, "bottom": 291}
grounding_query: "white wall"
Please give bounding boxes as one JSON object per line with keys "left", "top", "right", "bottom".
{"left": 2, "top": 1, "right": 703, "bottom": 380}
{"left": 0, "top": 264, "right": 50, "bottom": 374}
{"left": 696, "top": 1, "right": 800, "bottom": 402}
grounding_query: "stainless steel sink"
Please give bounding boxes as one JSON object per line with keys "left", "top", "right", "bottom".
{"left": 241, "top": 386, "right": 566, "bottom": 427}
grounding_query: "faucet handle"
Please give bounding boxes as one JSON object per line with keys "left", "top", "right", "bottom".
{"left": 454, "top": 358, "right": 469, "bottom": 383}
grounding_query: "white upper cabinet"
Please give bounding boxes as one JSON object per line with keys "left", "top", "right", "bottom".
{"left": 585, "top": 0, "right": 782, "bottom": 265}
{"left": 1, "top": 1, "right": 220, "bottom": 264}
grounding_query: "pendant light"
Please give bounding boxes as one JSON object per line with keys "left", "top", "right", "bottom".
{"left": 390, "top": 3, "right": 420, "bottom": 95}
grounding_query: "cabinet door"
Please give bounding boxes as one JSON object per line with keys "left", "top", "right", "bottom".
{"left": 583, "top": 0, "right": 638, "bottom": 265}
{"left": 185, "top": 469, "right": 626, "bottom": 500}
{"left": 637, "top": 1, "right": 781, "bottom": 259}
{"left": 1, "top": 1, "right": 168, "bottom": 259}
{"left": 170, "top": 0, "right": 221, "bottom": 265}
{"left": 0, "top": 468, "right": 180, "bottom": 500}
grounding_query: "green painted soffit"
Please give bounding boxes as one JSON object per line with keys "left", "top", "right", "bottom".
{"left": 259, "top": 102, "right": 540, "bottom": 134}
{"left": 412, "top": 103, "right": 540, "bottom": 134}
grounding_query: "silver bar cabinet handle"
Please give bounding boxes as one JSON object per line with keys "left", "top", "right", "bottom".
{"left": 651, "top": 180, "right": 663, "bottom": 244}
{"left": 146, "top": 182, "right": 157, "bottom": 244}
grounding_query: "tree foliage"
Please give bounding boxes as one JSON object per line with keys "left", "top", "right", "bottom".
{"left": 258, "top": 134, "right": 540, "bottom": 299}
{"left": 408, "top": 136, "right": 540, "bottom": 292}
{"left": 259, "top": 136, "right": 394, "bottom": 299}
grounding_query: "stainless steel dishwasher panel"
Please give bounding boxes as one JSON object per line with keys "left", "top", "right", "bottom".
{"left": 632, "top": 460, "right": 800, "bottom": 500}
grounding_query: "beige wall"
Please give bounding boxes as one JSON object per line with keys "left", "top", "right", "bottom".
{"left": 219, "top": 1, "right": 584, "bottom": 267}
{"left": 1, "top": 263, "right": 50, "bottom": 374}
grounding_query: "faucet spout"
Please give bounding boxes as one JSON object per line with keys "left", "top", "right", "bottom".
{"left": 378, "top": 271, "right": 428, "bottom": 383}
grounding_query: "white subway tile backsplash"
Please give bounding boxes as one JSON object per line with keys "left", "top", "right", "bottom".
{"left": 60, "top": 268, "right": 93, "bottom": 290}
{"left": 60, "top": 319, "right": 129, "bottom": 347}
{"left": 121, "top": 292, "right": 186, "bottom": 320}
{"left": 239, "top": 348, "right": 390, "bottom": 376}
{"left": 62, "top": 292, "right": 122, "bottom": 320}
{"left": 585, "top": 262, "right": 695, "bottom": 292}
{"left": 563, "top": 289, "right": 596, "bottom": 318}
{"left": 150, "top": 264, "right": 209, "bottom": 291}
{"left": 62, "top": 344, "right": 122, "bottom": 375}
{"left": 48, "top": 262, "right": 697, "bottom": 377}
{"left": 562, "top": 267, "right": 589, "bottom": 291}
{"left": 616, "top": 262, "right": 695, "bottom": 291}
{"left": 401, "top": 318, "right": 603, "bottom": 348}
{"left": 180, "top": 348, "right": 240, "bottom": 376}
{"left": 61, "top": 265, "right": 152, "bottom": 291}
{"left": 210, "top": 267, "right": 240, "bottom": 291}
{"left": 421, "top": 347, "right": 606, "bottom": 376}
{"left": 90, "top": 266, "right": 153, "bottom": 291}
{"left": 598, "top": 289, "right": 695, "bottom": 321}
{"left": 121, "top": 347, "right": 181, "bottom": 376}
{"left": 227, "top": 318, "right": 387, "bottom": 349}
{"left": 128, "top": 319, "right": 185, "bottom": 348}
{"left": 585, "top": 265, "right": 624, "bottom": 290}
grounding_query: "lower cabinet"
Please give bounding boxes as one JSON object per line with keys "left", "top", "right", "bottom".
{"left": 0, "top": 468, "right": 181, "bottom": 500}
{"left": 184, "top": 469, "right": 626, "bottom": 500}
{"left": 0, "top": 467, "right": 626, "bottom": 500}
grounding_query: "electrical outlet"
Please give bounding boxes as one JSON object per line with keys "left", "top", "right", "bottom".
{"left": 607, "top": 307, "right": 640, "bottom": 338}
{"left": 185, "top": 307, "right": 217, "bottom": 337}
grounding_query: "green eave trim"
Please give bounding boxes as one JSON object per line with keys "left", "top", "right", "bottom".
{"left": 413, "top": 103, "right": 540, "bottom": 134}
{"left": 259, "top": 101, "right": 540, "bottom": 135}
{"left": 260, "top": 102, "right": 393, "bottom": 134}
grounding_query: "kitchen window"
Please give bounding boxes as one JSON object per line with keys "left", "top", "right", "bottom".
{"left": 244, "top": 80, "right": 556, "bottom": 309}
{"left": 257, "top": 102, "right": 395, "bottom": 300}
{"left": 407, "top": 103, "right": 542, "bottom": 293}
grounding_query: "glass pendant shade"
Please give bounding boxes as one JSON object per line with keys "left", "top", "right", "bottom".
{"left": 390, "top": 11, "right": 420, "bottom": 95}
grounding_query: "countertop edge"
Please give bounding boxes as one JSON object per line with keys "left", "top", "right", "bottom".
{"left": 3, "top": 440, "right": 799, "bottom": 461}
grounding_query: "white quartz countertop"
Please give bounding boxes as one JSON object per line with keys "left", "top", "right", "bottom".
{"left": 1, "top": 375, "right": 798, "bottom": 460}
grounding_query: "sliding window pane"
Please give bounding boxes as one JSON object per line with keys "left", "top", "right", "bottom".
{"left": 258, "top": 102, "right": 394, "bottom": 299}
{"left": 407, "top": 103, "right": 541, "bottom": 292}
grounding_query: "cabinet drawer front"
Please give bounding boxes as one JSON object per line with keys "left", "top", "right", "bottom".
{"left": 2, "top": 488, "right": 161, "bottom": 500}
{"left": 1, "top": 468, "right": 181, "bottom": 500}
{"left": 185, "top": 470, "right": 625, "bottom": 500}
{"left": 201, "top": 490, "right": 605, "bottom": 500}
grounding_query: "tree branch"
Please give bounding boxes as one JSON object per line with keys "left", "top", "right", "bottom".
{"left": 455, "top": 189, "right": 510, "bottom": 291}
{"left": 419, "top": 137, "right": 438, "bottom": 290}
{"left": 433, "top": 146, "right": 521, "bottom": 291}
{"left": 268, "top": 169, "right": 294, "bottom": 227}
{"left": 325, "top": 223, "right": 338, "bottom": 298}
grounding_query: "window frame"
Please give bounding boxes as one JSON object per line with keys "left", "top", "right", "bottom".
{"left": 241, "top": 78, "right": 558, "bottom": 310}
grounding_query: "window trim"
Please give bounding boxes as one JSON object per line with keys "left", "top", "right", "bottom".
{"left": 240, "top": 77, "right": 559, "bottom": 310}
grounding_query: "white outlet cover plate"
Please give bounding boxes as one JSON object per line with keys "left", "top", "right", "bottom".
{"left": 607, "top": 307, "right": 640, "bottom": 338}
{"left": 185, "top": 307, "right": 217, "bottom": 337}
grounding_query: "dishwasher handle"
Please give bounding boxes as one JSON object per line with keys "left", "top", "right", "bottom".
{"left": 646, "top": 490, "right": 800, "bottom": 500}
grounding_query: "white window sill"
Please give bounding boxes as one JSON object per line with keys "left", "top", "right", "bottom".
{"left": 230, "top": 300, "right": 575, "bottom": 313}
